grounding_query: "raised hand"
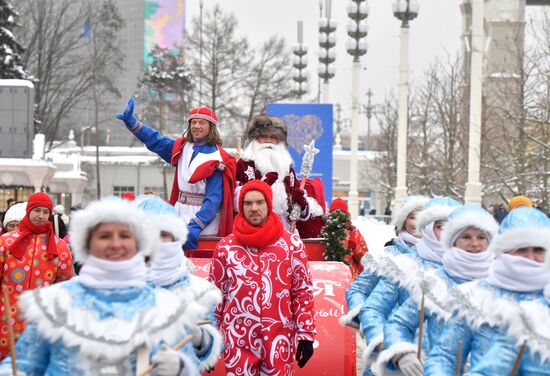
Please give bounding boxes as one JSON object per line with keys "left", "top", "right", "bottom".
{"left": 115, "top": 98, "right": 137, "bottom": 128}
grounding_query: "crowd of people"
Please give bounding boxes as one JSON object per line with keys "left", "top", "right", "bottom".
{"left": 344, "top": 194, "right": 550, "bottom": 375}
{"left": 0, "top": 99, "right": 548, "bottom": 375}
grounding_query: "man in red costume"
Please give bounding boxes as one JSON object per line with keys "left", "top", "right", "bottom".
{"left": 116, "top": 99, "right": 236, "bottom": 250}
{"left": 236, "top": 115, "right": 324, "bottom": 235}
{"left": 209, "top": 180, "right": 316, "bottom": 375}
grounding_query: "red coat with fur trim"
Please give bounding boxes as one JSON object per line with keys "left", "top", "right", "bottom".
{"left": 208, "top": 231, "right": 316, "bottom": 373}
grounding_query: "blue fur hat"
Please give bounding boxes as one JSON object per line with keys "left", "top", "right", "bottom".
{"left": 134, "top": 195, "right": 188, "bottom": 243}
{"left": 441, "top": 204, "right": 499, "bottom": 249}
{"left": 415, "top": 197, "right": 461, "bottom": 236}
{"left": 391, "top": 195, "right": 429, "bottom": 232}
{"left": 488, "top": 206, "right": 550, "bottom": 257}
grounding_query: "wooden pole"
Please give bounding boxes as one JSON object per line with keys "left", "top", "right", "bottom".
{"left": 137, "top": 335, "right": 193, "bottom": 376}
{"left": 416, "top": 292, "right": 425, "bottom": 361}
{"left": 509, "top": 340, "right": 527, "bottom": 376}
{"left": 455, "top": 340, "right": 463, "bottom": 376}
{"left": 2, "top": 286, "right": 17, "bottom": 376}
{"left": 196, "top": 320, "right": 212, "bottom": 326}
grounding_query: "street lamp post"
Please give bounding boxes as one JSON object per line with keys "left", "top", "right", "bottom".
{"left": 292, "top": 21, "right": 309, "bottom": 100}
{"left": 318, "top": 0, "right": 337, "bottom": 103}
{"left": 360, "top": 88, "right": 378, "bottom": 149}
{"left": 464, "top": 0, "right": 484, "bottom": 205}
{"left": 346, "top": 0, "right": 369, "bottom": 219}
{"left": 392, "top": 0, "right": 419, "bottom": 210}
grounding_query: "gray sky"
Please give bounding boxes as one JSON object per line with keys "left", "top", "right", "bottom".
{"left": 186, "top": 0, "right": 463, "bottom": 135}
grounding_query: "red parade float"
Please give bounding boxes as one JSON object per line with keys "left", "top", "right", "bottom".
{"left": 188, "top": 238, "right": 357, "bottom": 376}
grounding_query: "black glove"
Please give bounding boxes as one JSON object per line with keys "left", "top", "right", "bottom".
{"left": 296, "top": 340, "right": 314, "bottom": 368}
{"left": 291, "top": 189, "right": 308, "bottom": 209}
{"left": 262, "top": 172, "right": 279, "bottom": 186}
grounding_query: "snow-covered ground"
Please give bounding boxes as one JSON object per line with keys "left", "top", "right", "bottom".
{"left": 353, "top": 216, "right": 395, "bottom": 256}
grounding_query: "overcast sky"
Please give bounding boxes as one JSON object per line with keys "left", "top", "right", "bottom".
{"left": 185, "top": 0, "right": 464, "bottom": 134}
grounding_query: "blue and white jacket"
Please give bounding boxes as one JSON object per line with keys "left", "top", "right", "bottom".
{"left": 0, "top": 279, "right": 206, "bottom": 376}
{"left": 425, "top": 280, "right": 550, "bottom": 375}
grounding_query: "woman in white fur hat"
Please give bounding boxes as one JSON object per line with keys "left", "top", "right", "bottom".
{"left": 0, "top": 197, "right": 206, "bottom": 376}
{"left": 376, "top": 204, "right": 498, "bottom": 376}
{"left": 135, "top": 194, "right": 223, "bottom": 372}
{"left": 1, "top": 202, "right": 27, "bottom": 235}
{"left": 425, "top": 206, "right": 550, "bottom": 375}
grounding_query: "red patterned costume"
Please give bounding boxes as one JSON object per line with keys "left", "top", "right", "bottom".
{"left": 0, "top": 193, "right": 74, "bottom": 359}
{"left": 209, "top": 181, "right": 316, "bottom": 375}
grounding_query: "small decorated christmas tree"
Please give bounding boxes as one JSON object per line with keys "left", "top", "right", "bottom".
{"left": 320, "top": 209, "right": 354, "bottom": 262}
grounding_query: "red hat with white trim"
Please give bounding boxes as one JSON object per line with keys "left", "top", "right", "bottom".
{"left": 188, "top": 107, "right": 218, "bottom": 126}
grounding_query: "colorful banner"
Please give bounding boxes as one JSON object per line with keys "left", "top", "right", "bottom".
{"left": 266, "top": 103, "right": 333, "bottom": 204}
{"left": 144, "top": 0, "right": 186, "bottom": 65}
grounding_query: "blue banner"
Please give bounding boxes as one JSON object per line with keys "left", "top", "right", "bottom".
{"left": 266, "top": 103, "right": 333, "bottom": 205}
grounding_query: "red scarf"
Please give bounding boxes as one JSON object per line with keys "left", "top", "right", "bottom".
{"left": 233, "top": 211, "right": 284, "bottom": 248}
{"left": 8, "top": 216, "right": 58, "bottom": 259}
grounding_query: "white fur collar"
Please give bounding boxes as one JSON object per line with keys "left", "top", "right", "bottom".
{"left": 507, "top": 299, "right": 550, "bottom": 362}
{"left": 19, "top": 282, "right": 206, "bottom": 362}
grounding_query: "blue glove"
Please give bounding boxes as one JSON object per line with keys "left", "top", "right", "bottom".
{"left": 183, "top": 221, "right": 201, "bottom": 250}
{"left": 115, "top": 98, "right": 137, "bottom": 128}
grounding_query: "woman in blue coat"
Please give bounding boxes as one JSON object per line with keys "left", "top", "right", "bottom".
{"left": 358, "top": 197, "right": 459, "bottom": 373}
{"left": 0, "top": 198, "right": 207, "bottom": 376}
{"left": 135, "top": 195, "right": 224, "bottom": 372}
{"left": 340, "top": 195, "right": 428, "bottom": 330}
{"left": 425, "top": 206, "right": 550, "bottom": 375}
{"left": 376, "top": 204, "right": 498, "bottom": 376}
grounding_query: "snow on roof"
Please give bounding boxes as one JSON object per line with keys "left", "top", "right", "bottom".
{"left": 0, "top": 79, "right": 34, "bottom": 88}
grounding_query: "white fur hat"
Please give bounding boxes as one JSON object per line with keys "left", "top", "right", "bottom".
{"left": 488, "top": 206, "right": 550, "bottom": 257}
{"left": 3, "top": 202, "right": 27, "bottom": 227}
{"left": 441, "top": 204, "right": 499, "bottom": 249}
{"left": 53, "top": 204, "right": 65, "bottom": 214}
{"left": 134, "top": 195, "right": 188, "bottom": 243}
{"left": 391, "top": 195, "right": 429, "bottom": 232}
{"left": 415, "top": 197, "right": 461, "bottom": 236}
{"left": 69, "top": 197, "right": 159, "bottom": 263}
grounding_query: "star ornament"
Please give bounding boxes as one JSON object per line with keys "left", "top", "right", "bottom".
{"left": 303, "top": 140, "right": 319, "bottom": 157}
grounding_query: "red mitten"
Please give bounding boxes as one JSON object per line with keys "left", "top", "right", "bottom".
{"left": 262, "top": 172, "right": 279, "bottom": 186}
{"left": 291, "top": 189, "right": 307, "bottom": 209}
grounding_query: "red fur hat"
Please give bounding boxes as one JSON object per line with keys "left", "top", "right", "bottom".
{"left": 26, "top": 192, "right": 52, "bottom": 215}
{"left": 239, "top": 180, "right": 273, "bottom": 213}
{"left": 188, "top": 107, "right": 218, "bottom": 126}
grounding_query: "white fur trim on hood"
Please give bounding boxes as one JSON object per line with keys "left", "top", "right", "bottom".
{"left": 441, "top": 211, "right": 499, "bottom": 249}
{"left": 487, "top": 228, "right": 550, "bottom": 257}
{"left": 391, "top": 197, "right": 429, "bottom": 232}
{"left": 69, "top": 198, "right": 159, "bottom": 263}
{"left": 153, "top": 213, "right": 188, "bottom": 243}
{"left": 415, "top": 206, "right": 456, "bottom": 237}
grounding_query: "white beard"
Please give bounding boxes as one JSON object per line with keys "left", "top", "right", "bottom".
{"left": 241, "top": 140, "right": 293, "bottom": 180}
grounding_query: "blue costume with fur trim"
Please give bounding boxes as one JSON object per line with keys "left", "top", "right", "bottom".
{"left": 0, "top": 280, "right": 201, "bottom": 376}
{"left": 425, "top": 280, "right": 549, "bottom": 375}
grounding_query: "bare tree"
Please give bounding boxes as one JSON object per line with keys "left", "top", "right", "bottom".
{"left": 242, "top": 36, "right": 295, "bottom": 124}
{"left": 409, "top": 55, "right": 467, "bottom": 199}
{"left": 16, "top": 0, "right": 91, "bottom": 143}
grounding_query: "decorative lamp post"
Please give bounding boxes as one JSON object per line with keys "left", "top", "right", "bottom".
{"left": 292, "top": 21, "right": 309, "bottom": 99}
{"left": 318, "top": 0, "right": 337, "bottom": 103}
{"left": 392, "top": 0, "right": 419, "bottom": 210}
{"left": 346, "top": 0, "right": 369, "bottom": 219}
{"left": 464, "top": 0, "right": 484, "bottom": 205}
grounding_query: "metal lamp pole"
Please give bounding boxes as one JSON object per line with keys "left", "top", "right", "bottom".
{"left": 346, "top": 0, "right": 369, "bottom": 219}
{"left": 318, "top": 0, "right": 337, "bottom": 103}
{"left": 392, "top": 0, "right": 419, "bottom": 210}
{"left": 292, "top": 21, "right": 309, "bottom": 100}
